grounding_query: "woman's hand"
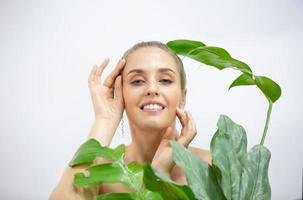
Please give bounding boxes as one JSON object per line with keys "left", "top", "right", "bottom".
{"left": 152, "top": 108, "right": 197, "bottom": 177}
{"left": 88, "top": 58, "right": 126, "bottom": 125}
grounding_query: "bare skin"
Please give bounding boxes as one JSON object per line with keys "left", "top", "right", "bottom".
{"left": 50, "top": 47, "right": 211, "bottom": 199}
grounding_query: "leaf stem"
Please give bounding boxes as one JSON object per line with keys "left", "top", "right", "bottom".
{"left": 260, "top": 100, "right": 273, "bottom": 145}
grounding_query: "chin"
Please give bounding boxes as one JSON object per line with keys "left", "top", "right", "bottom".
{"left": 127, "top": 110, "right": 175, "bottom": 130}
{"left": 144, "top": 123, "right": 166, "bottom": 131}
{"left": 139, "top": 118, "right": 172, "bottom": 131}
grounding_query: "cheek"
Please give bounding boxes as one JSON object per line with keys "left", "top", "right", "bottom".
{"left": 122, "top": 84, "right": 134, "bottom": 100}
{"left": 165, "top": 88, "right": 182, "bottom": 107}
{"left": 122, "top": 86, "right": 140, "bottom": 112}
{"left": 164, "top": 90, "right": 182, "bottom": 120}
{"left": 122, "top": 87, "right": 131, "bottom": 112}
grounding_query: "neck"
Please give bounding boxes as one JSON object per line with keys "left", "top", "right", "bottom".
{"left": 125, "top": 123, "right": 176, "bottom": 164}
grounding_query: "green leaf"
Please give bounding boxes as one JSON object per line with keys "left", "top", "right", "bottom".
{"left": 167, "top": 39, "right": 282, "bottom": 106}
{"left": 167, "top": 39, "right": 205, "bottom": 55}
{"left": 139, "top": 189, "right": 163, "bottom": 200}
{"left": 74, "top": 161, "right": 144, "bottom": 190}
{"left": 210, "top": 115, "right": 248, "bottom": 200}
{"left": 94, "top": 189, "right": 163, "bottom": 200}
{"left": 254, "top": 76, "right": 282, "bottom": 103}
{"left": 69, "top": 139, "right": 125, "bottom": 167}
{"left": 124, "top": 162, "right": 144, "bottom": 190}
{"left": 143, "top": 163, "right": 196, "bottom": 200}
{"left": 239, "top": 145, "right": 271, "bottom": 200}
{"left": 167, "top": 40, "right": 252, "bottom": 73}
{"left": 94, "top": 192, "right": 134, "bottom": 200}
{"left": 187, "top": 47, "right": 252, "bottom": 72}
{"left": 74, "top": 163, "right": 124, "bottom": 186}
{"left": 171, "top": 141, "right": 226, "bottom": 200}
{"left": 213, "top": 115, "right": 248, "bottom": 158}
{"left": 210, "top": 115, "right": 271, "bottom": 200}
{"left": 229, "top": 73, "right": 256, "bottom": 90}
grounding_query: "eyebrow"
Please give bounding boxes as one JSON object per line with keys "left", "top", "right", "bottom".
{"left": 127, "top": 68, "right": 176, "bottom": 75}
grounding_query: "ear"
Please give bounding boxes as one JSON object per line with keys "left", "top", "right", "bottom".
{"left": 179, "top": 89, "right": 187, "bottom": 109}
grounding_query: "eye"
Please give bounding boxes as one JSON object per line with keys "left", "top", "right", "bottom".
{"left": 131, "top": 80, "right": 145, "bottom": 86}
{"left": 160, "top": 79, "right": 173, "bottom": 84}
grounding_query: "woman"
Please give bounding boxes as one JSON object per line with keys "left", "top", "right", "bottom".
{"left": 50, "top": 41, "right": 211, "bottom": 199}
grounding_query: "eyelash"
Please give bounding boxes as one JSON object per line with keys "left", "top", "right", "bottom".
{"left": 131, "top": 79, "right": 173, "bottom": 86}
{"left": 131, "top": 80, "right": 144, "bottom": 85}
{"left": 160, "top": 79, "right": 173, "bottom": 84}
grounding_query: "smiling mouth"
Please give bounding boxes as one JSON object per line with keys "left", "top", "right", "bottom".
{"left": 140, "top": 104, "right": 165, "bottom": 112}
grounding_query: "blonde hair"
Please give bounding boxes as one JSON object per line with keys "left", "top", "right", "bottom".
{"left": 122, "top": 41, "right": 187, "bottom": 90}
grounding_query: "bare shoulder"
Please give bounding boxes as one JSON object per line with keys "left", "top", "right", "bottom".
{"left": 188, "top": 146, "right": 212, "bottom": 165}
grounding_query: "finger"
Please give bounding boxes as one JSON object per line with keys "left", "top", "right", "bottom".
{"left": 185, "top": 111, "right": 197, "bottom": 140}
{"left": 181, "top": 111, "right": 196, "bottom": 137}
{"left": 177, "top": 111, "right": 197, "bottom": 147}
{"left": 88, "top": 64, "right": 98, "bottom": 83}
{"left": 103, "top": 58, "right": 126, "bottom": 88}
{"left": 88, "top": 58, "right": 109, "bottom": 83}
{"left": 95, "top": 58, "right": 110, "bottom": 83}
{"left": 176, "top": 107, "right": 188, "bottom": 127}
{"left": 114, "top": 75, "right": 123, "bottom": 103}
{"left": 186, "top": 111, "right": 197, "bottom": 135}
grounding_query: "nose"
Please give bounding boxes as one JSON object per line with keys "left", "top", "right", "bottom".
{"left": 146, "top": 81, "right": 159, "bottom": 96}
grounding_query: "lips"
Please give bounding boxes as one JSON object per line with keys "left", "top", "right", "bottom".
{"left": 140, "top": 101, "right": 165, "bottom": 110}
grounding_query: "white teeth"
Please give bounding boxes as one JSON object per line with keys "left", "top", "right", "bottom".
{"left": 143, "top": 104, "right": 163, "bottom": 110}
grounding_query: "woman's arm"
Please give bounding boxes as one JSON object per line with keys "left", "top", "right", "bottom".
{"left": 50, "top": 58, "right": 126, "bottom": 199}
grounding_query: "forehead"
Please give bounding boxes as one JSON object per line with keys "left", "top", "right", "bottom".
{"left": 123, "top": 47, "right": 178, "bottom": 74}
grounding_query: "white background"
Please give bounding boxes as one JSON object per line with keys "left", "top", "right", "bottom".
{"left": 0, "top": 0, "right": 302, "bottom": 199}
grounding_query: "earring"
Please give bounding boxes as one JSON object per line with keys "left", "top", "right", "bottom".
{"left": 121, "top": 113, "right": 125, "bottom": 137}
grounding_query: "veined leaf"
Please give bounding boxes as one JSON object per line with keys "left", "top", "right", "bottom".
{"left": 74, "top": 163, "right": 125, "bottom": 186}
{"left": 254, "top": 76, "right": 282, "bottom": 103}
{"left": 210, "top": 115, "right": 248, "bottom": 200}
{"left": 167, "top": 40, "right": 252, "bottom": 73}
{"left": 94, "top": 192, "right": 134, "bottom": 200}
{"left": 124, "top": 162, "right": 144, "bottom": 190}
{"left": 143, "top": 163, "right": 196, "bottom": 200}
{"left": 93, "top": 189, "right": 163, "bottom": 200}
{"left": 167, "top": 39, "right": 205, "bottom": 55}
{"left": 167, "top": 39, "right": 282, "bottom": 107}
{"left": 185, "top": 47, "right": 252, "bottom": 72}
{"left": 139, "top": 189, "right": 164, "bottom": 200}
{"left": 171, "top": 141, "right": 226, "bottom": 200}
{"left": 239, "top": 145, "right": 271, "bottom": 200}
{"left": 210, "top": 115, "right": 272, "bottom": 200}
{"left": 214, "top": 115, "right": 248, "bottom": 158}
{"left": 74, "top": 161, "right": 143, "bottom": 190}
{"left": 229, "top": 73, "right": 256, "bottom": 90}
{"left": 69, "top": 139, "right": 125, "bottom": 167}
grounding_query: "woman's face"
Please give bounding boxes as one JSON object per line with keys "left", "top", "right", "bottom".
{"left": 122, "top": 47, "right": 186, "bottom": 130}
